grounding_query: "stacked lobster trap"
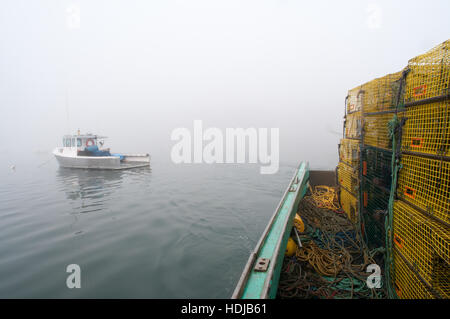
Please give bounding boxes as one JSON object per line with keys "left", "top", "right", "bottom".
{"left": 337, "top": 40, "right": 449, "bottom": 299}
{"left": 337, "top": 86, "right": 363, "bottom": 224}
{"left": 390, "top": 41, "right": 449, "bottom": 299}
{"left": 338, "top": 70, "right": 403, "bottom": 245}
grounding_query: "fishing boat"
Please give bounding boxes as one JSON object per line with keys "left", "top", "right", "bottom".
{"left": 232, "top": 163, "right": 310, "bottom": 299}
{"left": 53, "top": 133, "right": 150, "bottom": 170}
{"left": 232, "top": 165, "right": 386, "bottom": 299}
{"left": 232, "top": 164, "right": 340, "bottom": 298}
{"left": 233, "top": 40, "right": 450, "bottom": 300}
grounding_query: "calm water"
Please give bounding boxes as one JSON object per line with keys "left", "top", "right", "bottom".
{"left": 0, "top": 154, "right": 294, "bottom": 298}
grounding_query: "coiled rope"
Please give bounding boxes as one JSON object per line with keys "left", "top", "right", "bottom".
{"left": 278, "top": 186, "right": 386, "bottom": 299}
{"left": 307, "top": 185, "right": 342, "bottom": 213}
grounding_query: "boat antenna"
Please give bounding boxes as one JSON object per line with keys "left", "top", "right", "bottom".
{"left": 65, "top": 87, "right": 71, "bottom": 134}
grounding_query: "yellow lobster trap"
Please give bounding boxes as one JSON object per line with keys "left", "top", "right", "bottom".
{"left": 362, "top": 71, "right": 404, "bottom": 113}
{"left": 404, "top": 40, "right": 450, "bottom": 103}
{"left": 401, "top": 100, "right": 450, "bottom": 157}
{"left": 397, "top": 154, "right": 450, "bottom": 224}
{"left": 346, "top": 85, "right": 364, "bottom": 114}
{"left": 363, "top": 112, "right": 401, "bottom": 150}
{"left": 392, "top": 248, "right": 435, "bottom": 299}
{"left": 339, "top": 187, "right": 359, "bottom": 224}
{"left": 339, "top": 138, "right": 360, "bottom": 167}
{"left": 337, "top": 162, "right": 359, "bottom": 195}
{"left": 344, "top": 111, "right": 362, "bottom": 139}
{"left": 392, "top": 200, "right": 449, "bottom": 298}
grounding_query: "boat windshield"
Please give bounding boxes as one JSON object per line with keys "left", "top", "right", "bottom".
{"left": 63, "top": 138, "right": 74, "bottom": 147}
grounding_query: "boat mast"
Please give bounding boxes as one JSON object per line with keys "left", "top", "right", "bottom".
{"left": 65, "top": 87, "right": 70, "bottom": 134}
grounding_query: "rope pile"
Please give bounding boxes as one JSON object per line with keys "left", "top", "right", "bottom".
{"left": 277, "top": 186, "right": 387, "bottom": 299}
{"left": 307, "top": 185, "right": 343, "bottom": 214}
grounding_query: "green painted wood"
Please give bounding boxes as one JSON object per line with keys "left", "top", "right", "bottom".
{"left": 237, "top": 162, "right": 309, "bottom": 299}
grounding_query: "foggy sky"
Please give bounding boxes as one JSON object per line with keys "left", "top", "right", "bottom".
{"left": 1, "top": 0, "right": 449, "bottom": 169}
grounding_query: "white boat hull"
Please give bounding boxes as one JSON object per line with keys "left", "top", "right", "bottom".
{"left": 53, "top": 149, "right": 150, "bottom": 170}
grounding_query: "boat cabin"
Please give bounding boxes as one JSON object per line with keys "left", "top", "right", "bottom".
{"left": 61, "top": 134, "right": 109, "bottom": 157}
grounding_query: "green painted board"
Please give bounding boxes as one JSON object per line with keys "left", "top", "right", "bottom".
{"left": 232, "top": 162, "right": 309, "bottom": 299}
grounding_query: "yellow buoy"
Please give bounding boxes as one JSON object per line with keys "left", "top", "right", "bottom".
{"left": 294, "top": 214, "right": 305, "bottom": 233}
{"left": 285, "top": 237, "right": 297, "bottom": 256}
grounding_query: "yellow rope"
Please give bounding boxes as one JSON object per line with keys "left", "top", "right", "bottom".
{"left": 296, "top": 241, "right": 345, "bottom": 277}
{"left": 306, "top": 185, "right": 341, "bottom": 211}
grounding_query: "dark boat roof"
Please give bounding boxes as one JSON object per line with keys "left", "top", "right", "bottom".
{"left": 63, "top": 134, "right": 107, "bottom": 139}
